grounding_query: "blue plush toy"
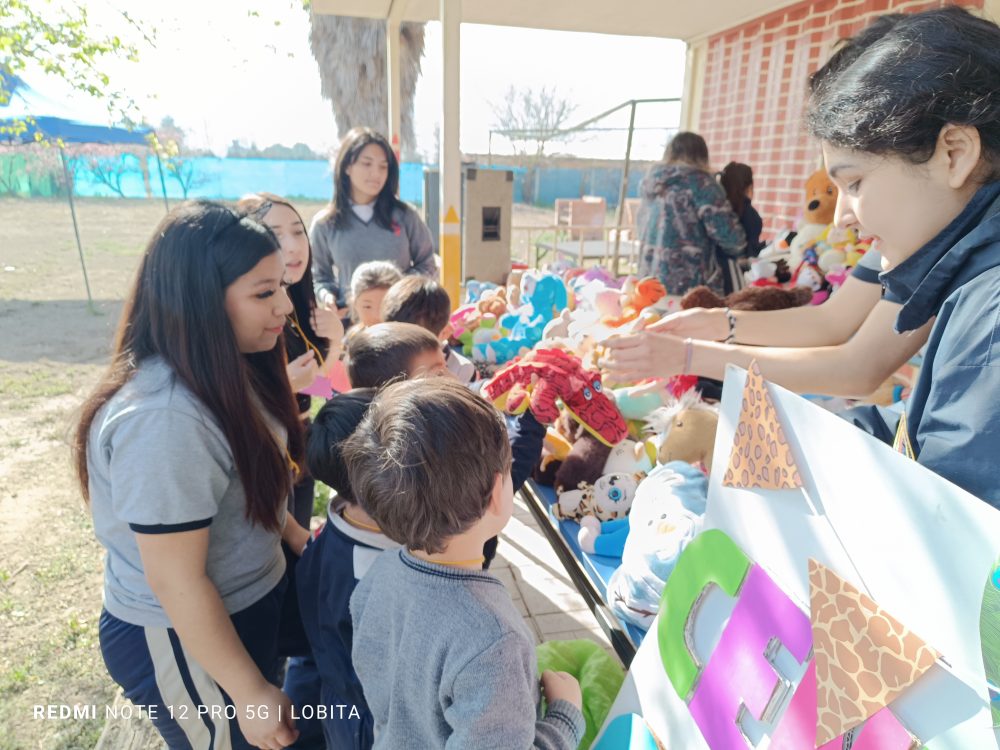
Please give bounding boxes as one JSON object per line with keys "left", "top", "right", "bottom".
{"left": 603, "top": 462, "right": 708, "bottom": 629}
{"left": 477, "top": 272, "right": 570, "bottom": 364}
{"left": 464, "top": 280, "right": 498, "bottom": 303}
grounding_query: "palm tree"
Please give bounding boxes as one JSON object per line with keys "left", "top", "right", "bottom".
{"left": 308, "top": 13, "right": 425, "bottom": 159}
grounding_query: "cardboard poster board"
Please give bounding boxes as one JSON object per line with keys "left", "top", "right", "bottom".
{"left": 595, "top": 365, "right": 1000, "bottom": 749}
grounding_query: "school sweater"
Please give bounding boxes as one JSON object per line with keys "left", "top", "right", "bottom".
{"left": 350, "top": 549, "right": 585, "bottom": 750}
{"left": 309, "top": 203, "right": 437, "bottom": 307}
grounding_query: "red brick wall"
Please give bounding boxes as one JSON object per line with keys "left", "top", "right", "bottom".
{"left": 696, "top": 0, "right": 984, "bottom": 240}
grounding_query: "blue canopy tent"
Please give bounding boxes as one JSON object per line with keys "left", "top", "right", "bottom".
{"left": 0, "top": 75, "right": 157, "bottom": 311}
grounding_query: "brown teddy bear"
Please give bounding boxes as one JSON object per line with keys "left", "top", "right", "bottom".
{"left": 681, "top": 284, "right": 813, "bottom": 312}
{"left": 788, "top": 168, "right": 838, "bottom": 267}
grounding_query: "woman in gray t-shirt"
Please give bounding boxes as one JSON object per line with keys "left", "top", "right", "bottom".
{"left": 74, "top": 202, "right": 309, "bottom": 750}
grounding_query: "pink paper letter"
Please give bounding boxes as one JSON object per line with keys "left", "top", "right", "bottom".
{"left": 688, "top": 564, "right": 812, "bottom": 750}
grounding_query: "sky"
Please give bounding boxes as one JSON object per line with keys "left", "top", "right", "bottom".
{"left": 57, "top": 0, "right": 687, "bottom": 161}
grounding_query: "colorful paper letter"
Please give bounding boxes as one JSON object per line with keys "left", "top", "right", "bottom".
{"left": 688, "top": 564, "right": 812, "bottom": 749}
{"left": 657, "top": 529, "right": 752, "bottom": 701}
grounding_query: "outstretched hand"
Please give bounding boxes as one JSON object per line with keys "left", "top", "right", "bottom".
{"left": 601, "top": 331, "right": 689, "bottom": 384}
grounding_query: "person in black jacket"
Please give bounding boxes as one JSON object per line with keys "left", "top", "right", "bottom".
{"left": 720, "top": 162, "right": 764, "bottom": 257}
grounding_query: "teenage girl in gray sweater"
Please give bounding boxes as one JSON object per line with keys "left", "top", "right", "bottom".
{"left": 310, "top": 127, "right": 436, "bottom": 310}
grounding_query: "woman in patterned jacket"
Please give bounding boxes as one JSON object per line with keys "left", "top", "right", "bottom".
{"left": 637, "top": 132, "right": 747, "bottom": 295}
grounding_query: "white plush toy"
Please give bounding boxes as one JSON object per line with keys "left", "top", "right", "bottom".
{"left": 605, "top": 462, "right": 708, "bottom": 629}
{"left": 602, "top": 439, "right": 656, "bottom": 476}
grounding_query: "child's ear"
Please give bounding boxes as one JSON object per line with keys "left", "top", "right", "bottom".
{"left": 937, "top": 123, "right": 982, "bottom": 190}
{"left": 487, "top": 472, "right": 505, "bottom": 516}
{"left": 439, "top": 323, "right": 454, "bottom": 342}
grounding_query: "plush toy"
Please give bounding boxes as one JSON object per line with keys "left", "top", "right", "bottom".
{"left": 578, "top": 515, "right": 631, "bottom": 557}
{"left": 482, "top": 348, "right": 627, "bottom": 446}
{"left": 823, "top": 264, "right": 850, "bottom": 294}
{"left": 553, "top": 433, "right": 613, "bottom": 493}
{"left": 477, "top": 286, "right": 509, "bottom": 318}
{"left": 574, "top": 439, "right": 655, "bottom": 556}
{"left": 603, "top": 438, "right": 656, "bottom": 476}
{"left": 459, "top": 313, "right": 501, "bottom": 356}
{"left": 745, "top": 257, "right": 793, "bottom": 287}
{"left": 553, "top": 471, "right": 646, "bottom": 522}
{"left": 645, "top": 391, "right": 719, "bottom": 472}
{"left": 790, "top": 246, "right": 831, "bottom": 305}
{"left": 759, "top": 168, "right": 870, "bottom": 282}
{"left": 605, "top": 462, "right": 708, "bottom": 628}
{"left": 541, "top": 426, "right": 573, "bottom": 467}
{"left": 611, "top": 376, "right": 700, "bottom": 421}
{"left": 534, "top": 409, "right": 604, "bottom": 488}
{"left": 782, "top": 168, "right": 839, "bottom": 268}
{"left": 449, "top": 304, "right": 478, "bottom": 339}
{"left": 506, "top": 269, "right": 524, "bottom": 307}
{"left": 603, "top": 277, "right": 667, "bottom": 327}
{"left": 464, "top": 280, "right": 498, "bottom": 303}
{"left": 519, "top": 271, "right": 569, "bottom": 324}
{"left": 542, "top": 308, "right": 572, "bottom": 340}
{"left": 681, "top": 284, "right": 813, "bottom": 313}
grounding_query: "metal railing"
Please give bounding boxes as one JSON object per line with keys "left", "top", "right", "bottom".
{"left": 510, "top": 223, "right": 641, "bottom": 271}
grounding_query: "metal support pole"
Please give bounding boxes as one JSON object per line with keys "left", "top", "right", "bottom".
{"left": 611, "top": 100, "right": 637, "bottom": 277}
{"left": 59, "top": 147, "right": 95, "bottom": 314}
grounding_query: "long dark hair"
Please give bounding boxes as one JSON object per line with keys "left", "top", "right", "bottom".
{"left": 807, "top": 7, "right": 1000, "bottom": 180}
{"left": 74, "top": 201, "right": 304, "bottom": 531}
{"left": 236, "top": 192, "right": 322, "bottom": 349}
{"left": 719, "top": 162, "right": 753, "bottom": 215}
{"left": 327, "top": 127, "right": 404, "bottom": 232}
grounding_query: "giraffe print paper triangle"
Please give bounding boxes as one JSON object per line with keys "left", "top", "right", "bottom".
{"left": 809, "top": 559, "right": 939, "bottom": 746}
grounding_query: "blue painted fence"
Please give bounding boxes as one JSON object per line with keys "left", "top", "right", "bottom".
{"left": 35, "top": 155, "right": 648, "bottom": 207}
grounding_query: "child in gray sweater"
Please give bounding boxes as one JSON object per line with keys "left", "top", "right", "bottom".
{"left": 344, "top": 379, "right": 585, "bottom": 750}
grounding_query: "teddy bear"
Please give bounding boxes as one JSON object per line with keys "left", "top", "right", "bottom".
{"left": 784, "top": 168, "right": 839, "bottom": 268}
{"left": 681, "top": 283, "right": 813, "bottom": 313}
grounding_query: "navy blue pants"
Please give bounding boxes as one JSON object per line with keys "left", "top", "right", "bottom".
{"left": 99, "top": 578, "right": 286, "bottom": 750}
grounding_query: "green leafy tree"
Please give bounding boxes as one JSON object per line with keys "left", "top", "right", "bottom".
{"left": 1, "top": 0, "right": 150, "bottom": 138}
{"left": 148, "top": 120, "right": 210, "bottom": 199}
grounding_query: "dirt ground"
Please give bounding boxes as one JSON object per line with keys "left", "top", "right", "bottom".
{"left": 0, "top": 196, "right": 553, "bottom": 749}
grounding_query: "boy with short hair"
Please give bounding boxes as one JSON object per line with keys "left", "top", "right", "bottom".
{"left": 344, "top": 379, "right": 585, "bottom": 750}
{"left": 346, "top": 321, "right": 448, "bottom": 387}
{"left": 296, "top": 335, "right": 546, "bottom": 747}
{"left": 380, "top": 275, "right": 476, "bottom": 383}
